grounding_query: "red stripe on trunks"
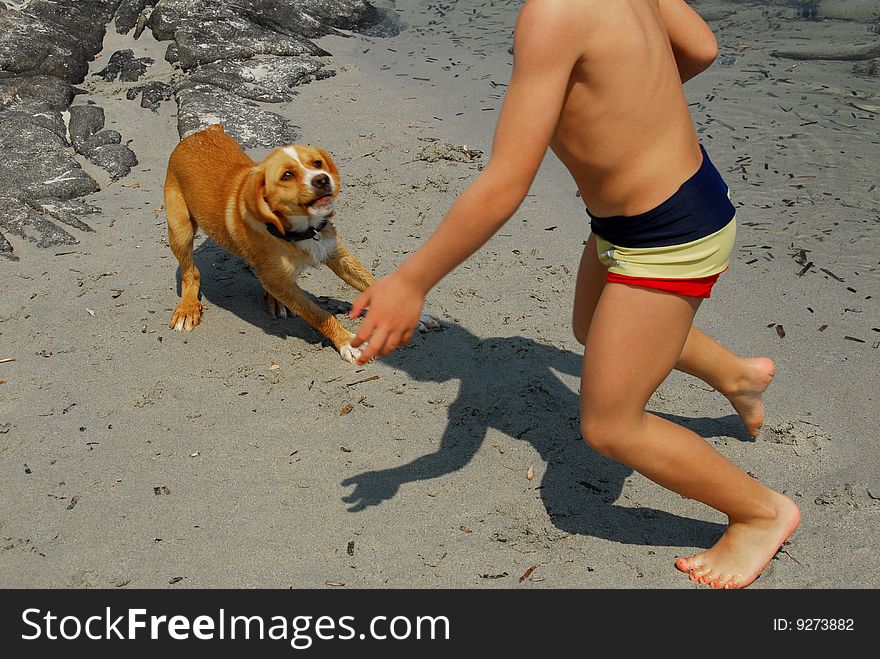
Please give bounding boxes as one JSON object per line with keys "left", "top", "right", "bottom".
{"left": 605, "top": 271, "right": 722, "bottom": 298}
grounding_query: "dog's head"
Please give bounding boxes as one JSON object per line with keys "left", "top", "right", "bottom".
{"left": 245, "top": 144, "right": 340, "bottom": 235}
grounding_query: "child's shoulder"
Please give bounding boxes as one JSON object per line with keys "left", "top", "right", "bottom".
{"left": 516, "top": 0, "right": 601, "bottom": 39}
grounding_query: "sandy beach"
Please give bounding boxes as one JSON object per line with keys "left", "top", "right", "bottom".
{"left": 1, "top": 0, "right": 878, "bottom": 589}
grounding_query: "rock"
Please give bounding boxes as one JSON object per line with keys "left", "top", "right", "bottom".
{"left": 67, "top": 104, "right": 137, "bottom": 179}
{"left": 0, "top": 196, "right": 78, "bottom": 249}
{"left": 68, "top": 104, "right": 106, "bottom": 151}
{"left": 86, "top": 143, "right": 139, "bottom": 180}
{"left": 128, "top": 81, "right": 174, "bottom": 111}
{"left": 186, "top": 56, "right": 332, "bottom": 103}
{"left": 175, "top": 81, "right": 300, "bottom": 148}
{"left": 81, "top": 129, "right": 123, "bottom": 151}
{"left": 0, "top": 113, "right": 98, "bottom": 202}
{"left": 852, "top": 61, "right": 880, "bottom": 77}
{"left": 0, "top": 75, "right": 76, "bottom": 115}
{"left": 95, "top": 49, "right": 154, "bottom": 82}
{"left": 2, "top": 107, "right": 67, "bottom": 142}
{"left": 358, "top": 6, "right": 402, "bottom": 37}
{"left": 148, "top": 0, "right": 393, "bottom": 42}
{"left": 115, "top": 0, "right": 159, "bottom": 35}
{"left": 170, "top": 14, "right": 326, "bottom": 71}
{"left": 0, "top": 0, "right": 119, "bottom": 84}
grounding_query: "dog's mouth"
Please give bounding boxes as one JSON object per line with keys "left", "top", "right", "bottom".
{"left": 307, "top": 194, "right": 334, "bottom": 209}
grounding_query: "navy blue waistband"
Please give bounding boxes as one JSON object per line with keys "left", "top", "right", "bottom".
{"left": 587, "top": 145, "right": 736, "bottom": 248}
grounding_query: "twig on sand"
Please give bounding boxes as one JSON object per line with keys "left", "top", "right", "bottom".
{"left": 346, "top": 375, "right": 379, "bottom": 387}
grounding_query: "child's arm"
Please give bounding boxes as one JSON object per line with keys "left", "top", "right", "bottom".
{"left": 349, "top": 0, "right": 583, "bottom": 364}
{"left": 658, "top": 0, "right": 718, "bottom": 83}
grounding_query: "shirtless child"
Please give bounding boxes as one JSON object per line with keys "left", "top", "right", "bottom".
{"left": 350, "top": 0, "right": 800, "bottom": 588}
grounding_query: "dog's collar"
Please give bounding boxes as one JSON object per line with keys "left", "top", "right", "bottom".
{"left": 266, "top": 218, "right": 328, "bottom": 242}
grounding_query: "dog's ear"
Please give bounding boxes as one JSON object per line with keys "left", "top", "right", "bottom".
{"left": 245, "top": 166, "right": 285, "bottom": 235}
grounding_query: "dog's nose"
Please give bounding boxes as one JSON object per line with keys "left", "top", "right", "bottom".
{"left": 312, "top": 174, "right": 331, "bottom": 191}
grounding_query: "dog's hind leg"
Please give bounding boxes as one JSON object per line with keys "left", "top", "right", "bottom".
{"left": 264, "top": 290, "right": 290, "bottom": 318}
{"left": 165, "top": 173, "right": 203, "bottom": 332}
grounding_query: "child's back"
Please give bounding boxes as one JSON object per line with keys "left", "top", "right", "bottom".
{"left": 549, "top": 0, "right": 704, "bottom": 217}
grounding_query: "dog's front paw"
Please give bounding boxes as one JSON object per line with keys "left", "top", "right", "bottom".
{"left": 169, "top": 301, "right": 203, "bottom": 332}
{"left": 417, "top": 307, "right": 442, "bottom": 333}
{"left": 339, "top": 342, "right": 364, "bottom": 364}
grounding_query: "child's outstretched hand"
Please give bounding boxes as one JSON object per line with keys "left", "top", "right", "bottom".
{"left": 349, "top": 273, "right": 426, "bottom": 365}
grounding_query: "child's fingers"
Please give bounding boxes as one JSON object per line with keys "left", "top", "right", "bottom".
{"left": 351, "top": 321, "right": 371, "bottom": 348}
{"left": 356, "top": 327, "right": 389, "bottom": 364}
{"left": 349, "top": 290, "right": 370, "bottom": 319}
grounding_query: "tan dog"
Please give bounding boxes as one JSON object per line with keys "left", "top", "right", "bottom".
{"left": 163, "top": 124, "right": 438, "bottom": 363}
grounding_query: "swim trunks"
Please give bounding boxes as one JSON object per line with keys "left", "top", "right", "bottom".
{"left": 587, "top": 145, "right": 736, "bottom": 298}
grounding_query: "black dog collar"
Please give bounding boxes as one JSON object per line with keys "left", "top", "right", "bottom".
{"left": 266, "top": 218, "right": 328, "bottom": 242}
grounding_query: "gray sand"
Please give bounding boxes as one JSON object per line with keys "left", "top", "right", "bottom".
{"left": 1, "top": 0, "right": 878, "bottom": 588}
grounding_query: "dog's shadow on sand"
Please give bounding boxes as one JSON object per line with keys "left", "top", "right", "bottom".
{"left": 342, "top": 323, "right": 742, "bottom": 549}
{"left": 186, "top": 240, "right": 349, "bottom": 344}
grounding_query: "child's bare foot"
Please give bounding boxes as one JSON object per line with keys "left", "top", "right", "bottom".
{"left": 675, "top": 492, "right": 800, "bottom": 589}
{"left": 722, "top": 357, "right": 775, "bottom": 437}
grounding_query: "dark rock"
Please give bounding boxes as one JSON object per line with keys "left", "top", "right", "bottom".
{"left": 68, "top": 104, "right": 106, "bottom": 151}
{"left": 95, "top": 49, "right": 154, "bottom": 82}
{"left": 0, "top": 0, "right": 119, "bottom": 84}
{"left": 81, "top": 129, "right": 123, "bottom": 151}
{"left": 359, "top": 7, "right": 402, "bottom": 38}
{"left": 0, "top": 75, "right": 76, "bottom": 114}
{"left": 1, "top": 108, "right": 67, "bottom": 142}
{"left": 85, "top": 143, "right": 139, "bottom": 180}
{"left": 115, "top": 0, "right": 159, "bottom": 35}
{"left": 0, "top": 114, "right": 99, "bottom": 202}
{"left": 128, "top": 80, "right": 174, "bottom": 111}
{"left": 164, "top": 40, "right": 180, "bottom": 65}
{"left": 295, "top": 0, "right": 389, "bottom": 33}
{"left": 0, "top": 75, "right": 75, "bottom": 143}
{"left": 171, "top": 15, "right": 326, "bottom": 71}
{"left": 148, "top": 0, "right": 391, "bottom": 42}
{"left": 175, "top": 81, "right": 299, "bottom": 149}
{"left": 187, "top": 56, "right": 332, "bottom": 103}
{"left": 67, "top": 104, "right": 137, "bottom": 179}
{"left": 0, "top": 196, "right": 78, "bottom": 249}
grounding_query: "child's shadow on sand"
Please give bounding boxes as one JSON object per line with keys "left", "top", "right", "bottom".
{"left": 342, "top": 324, "right": 737, "bottom": 549}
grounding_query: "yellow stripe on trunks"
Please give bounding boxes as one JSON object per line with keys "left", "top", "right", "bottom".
{"left": 596, "top": 216, "right": 736, "bottom": 280}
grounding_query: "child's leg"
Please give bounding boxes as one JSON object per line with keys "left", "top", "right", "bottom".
{"left": 675, "top": 327, "right": 774, "bottom": 437}
{"left": 573, "top": 236, "right": 774, "bottom": 436}
{"left": 580, "top": 282, "right": 799, "bottom": 588}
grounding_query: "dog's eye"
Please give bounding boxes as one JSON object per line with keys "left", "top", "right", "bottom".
{"left": 312, "top": 160, "right": 322, "bottom": 168}
{"left": 280, "top": 171, "right": 295, "bottom": 181}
